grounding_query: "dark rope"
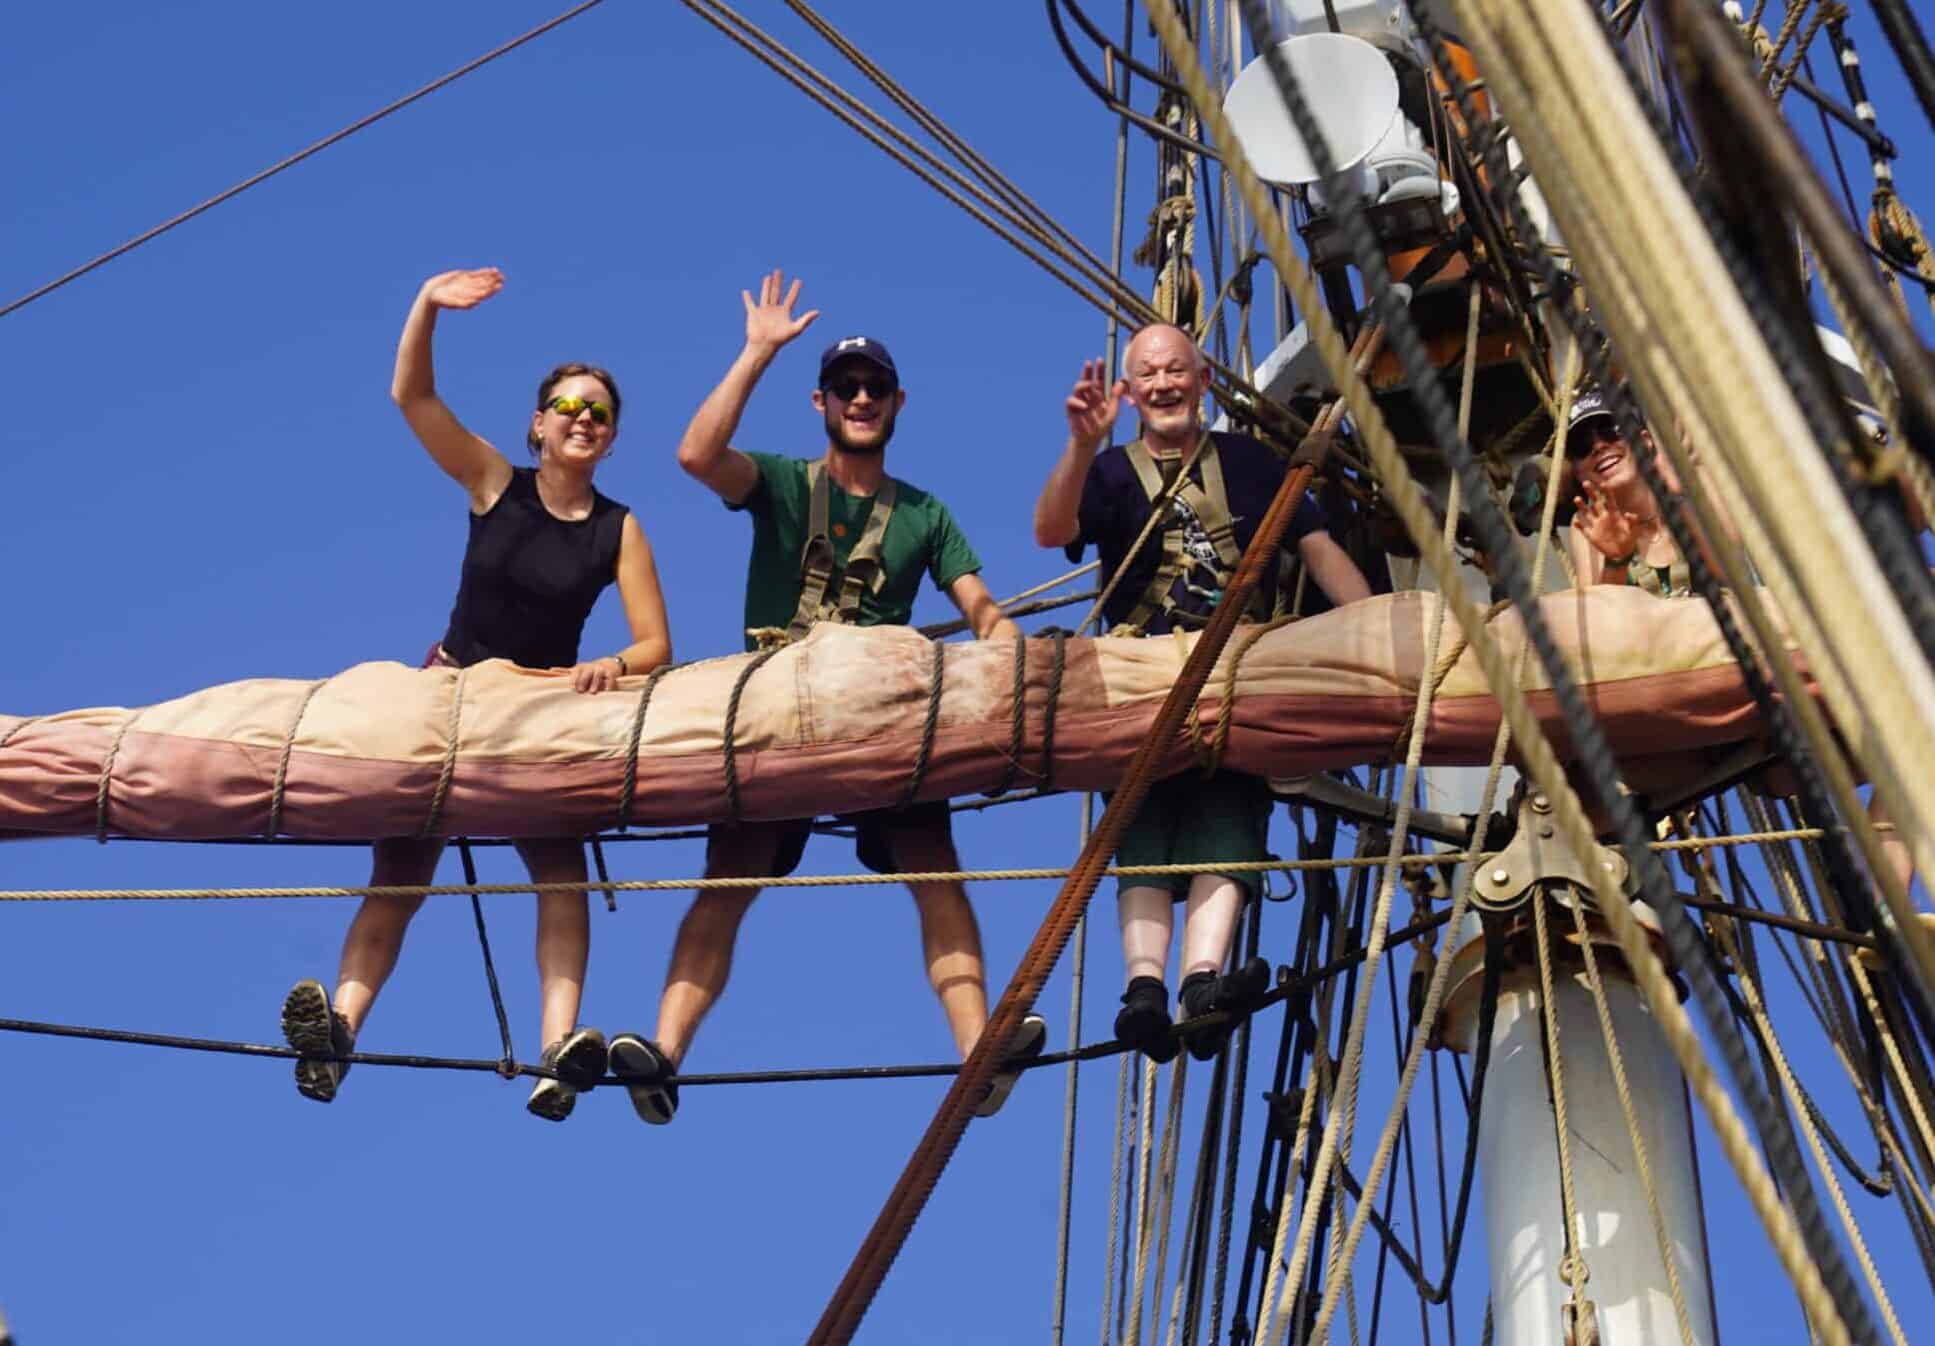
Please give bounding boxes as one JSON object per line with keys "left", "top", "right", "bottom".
{"left": 1042, "top": 628, "right": 1066, "bottom": 791}
{"left": 987, "top": 633, "right": 1029, "bottom": 799}
{"left": 590, "top": 835, "right": 617, "bottom": 915}
{"left": 617, "top": 665, "right": 669, "bottom": 831}
{"left": 457, "top": 840, "right": 516, "bottom": 1077}
{"left": 0, "top": 0, "right": 614, "bottom": 322}
{"left": 721, "top": 646, "right": 783, "bottom": 825}
{"left": 900, "top": 638, "right": 946, "bottom": 809}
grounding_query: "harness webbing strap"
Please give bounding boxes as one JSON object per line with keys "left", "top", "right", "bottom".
{"left": 786, "top": 461, "right": 900, "bottom": 641}
{"left": 1117, "top": 435, "right": 1258, "bottom": 633}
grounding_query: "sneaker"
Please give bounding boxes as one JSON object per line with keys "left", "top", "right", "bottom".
{"left": 528, "top": 1028, "right": 608, "bottom": 1122}
{"left": 1177, "top": 971, "right": 1226, "bottom": 1061}
{"left": 608, "top": 1033, "right": 678, "bottom": 1125}
{"left": 1114, "top": 977, "right": 1177, "bottom": 1064}
{"left": 282, "top": 979, "right": 354, "bottom": 1103}
{"left": 975, "top": 1012, "right": 1048, "bottom": 1118}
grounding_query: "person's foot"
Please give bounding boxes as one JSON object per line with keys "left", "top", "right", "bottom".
{"left": 1114, "top": 977, "right": 1177, "bottom": 1063}
{"left": 526, "top": 1028, "right": 609, "bottom": 1123}
{"left": 608, "top": 1033, "right": 678, "bottom": 1124}
{"left": 1177, "top": 971, "right": 1226, "bottom": 1061}
{"left": 282, "top": 979, "right": 355, "bottom": 1103}
{"left": 974, "top": 1012, "right": 1048, "bottom": 1118}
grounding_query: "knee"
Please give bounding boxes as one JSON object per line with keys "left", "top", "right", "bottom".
{"left": 352, "top": 892, "right": 427, "bottom": 933}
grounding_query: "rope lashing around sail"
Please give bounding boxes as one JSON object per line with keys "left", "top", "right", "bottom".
{"left": 719, "top": 644, "right": 783, "bottom": 825}
{"left": 266, "top": 679, "right": 329, "bottom": 840}
{"left": 93, "top": 711, "right": 140, "bottom": 846}
{"left": 898, "top": 639, "right": 946, "bottom": 810}
{"left": 616, "top": 665, "right": 669, "bottom": 831}
{"left": 418, "top": 665, "right": 469, "bottom": 839}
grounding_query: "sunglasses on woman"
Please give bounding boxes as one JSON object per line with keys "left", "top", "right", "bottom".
{"left": 547, "top": 395, "right": 615, "bottom": 426}
{"left": 1565, "top": 417, "right": 1622, "bottom": 460}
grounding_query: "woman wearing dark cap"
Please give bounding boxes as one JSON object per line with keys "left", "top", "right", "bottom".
{"left": 282, "top": 267, "right": 672, "bottom": 1122}
{"left": 1564, "top": 386, "right": 1697, "bottom": 598}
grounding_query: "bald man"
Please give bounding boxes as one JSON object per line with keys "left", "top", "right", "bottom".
{"left": 1034, "top": 324, "right": 1372, "bottom": 1061}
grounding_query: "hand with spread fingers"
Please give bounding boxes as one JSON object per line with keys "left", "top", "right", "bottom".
{"left": 1066, "top": 357, "right": 1127, "bottom": 452}
{"left": 1571, "top": 481, "right": 1643, "bottom": 562}
{"left": 421, "top": 267, "right": 504, "bottom": 311}
{"left": 742, "top": 268, "right": 821, "bottom": 355}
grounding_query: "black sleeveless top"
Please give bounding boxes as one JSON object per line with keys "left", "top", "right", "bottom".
{"left": 439, "top": 467, "right": 629, "bottom": 669}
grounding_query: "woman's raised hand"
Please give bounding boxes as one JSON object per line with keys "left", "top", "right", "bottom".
{"left": 742, "top": 268, "right": 821, "bottom": 353}
{"left": 1066, "top": 358, "right": 1126, "bottom": 451}
{"left": 1570, "top": 481, "right": 1642, "bottom": 561}
{"left": 422, "top": 268, "right": 505, "bottom": 311}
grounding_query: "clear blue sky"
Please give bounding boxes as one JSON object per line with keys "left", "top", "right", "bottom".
{"left": 3, "top": 4, "right": 1933, "bottom": 1343}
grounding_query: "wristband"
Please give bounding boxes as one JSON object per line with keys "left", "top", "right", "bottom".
{"left": 609, "top": 654, "right": 629, "bottom": 676}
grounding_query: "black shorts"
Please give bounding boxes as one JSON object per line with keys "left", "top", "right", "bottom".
{"left": 705, "top": 800, "right": 958, "bottom": 877}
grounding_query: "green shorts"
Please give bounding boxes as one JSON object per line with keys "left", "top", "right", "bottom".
{"left": 1109, "top": 772, "right": 1274, "bottom": 899}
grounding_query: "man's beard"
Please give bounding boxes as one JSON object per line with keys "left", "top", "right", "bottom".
{"left": 825, "top": 404, "right": 898, "bottom": 456}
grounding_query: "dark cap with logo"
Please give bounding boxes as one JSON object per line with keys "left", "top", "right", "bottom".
{"left": 1567, "top": 385, "right": 1617, "bottom": 431}
{"left": 819, "top": 336, "right": 898, "bottom": 384}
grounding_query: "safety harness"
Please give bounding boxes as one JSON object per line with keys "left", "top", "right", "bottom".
{"left": 1115, "top": 435, "right": 1268, "bottom": 634}
{"left": 780, "top": 460, "right": 899, "bottom": 642}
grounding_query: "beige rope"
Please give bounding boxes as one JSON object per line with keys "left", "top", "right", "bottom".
{"left": 1305, "top": 350, "right": 1582, "bottom": 1344}
{"left": 265, "top": 678, "right": 328, "bottom": 840}
{"left": 4, "top": 829, "right": 1858, "bottom": 904}
{"left": 0, "top": 716, "right": 38, "bottom": 750}
{"left": 1146, "top": 4, "right": 1858, "bottom": 1340}
{"left": 1714, "top": 916, "right": 1913, "bottom": 1346}
{"left": 418, "top": 665, "right": 468, "bottom": 839}
{"left": 93, "top": 710, "right": 140, "bottom": 845}
{"left": 1479, "top": 0, "right": 1935, "bottom": 991}
{"left": 1267, "top": 403, "right": 1462, "bottom": 1346}
{"left": 1530, "top": 891, "right": 1593, "bottom": 1314}
{"left": 1770, "top": 3, "right": 1843, "bottom": 102}
{"left": 1568, "top": 894, "right": 1701, "bottom": 1346}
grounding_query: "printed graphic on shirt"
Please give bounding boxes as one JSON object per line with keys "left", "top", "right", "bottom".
{"left": 1166, "top": 495, "right": 1244, "bottom": 617}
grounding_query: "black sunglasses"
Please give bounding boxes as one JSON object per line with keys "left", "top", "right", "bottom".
{"left": 822, "top": 373, "right": 897, "bottom": 401}
{"left": 1565, "top": 417, "right": 1623, "bottom": 460}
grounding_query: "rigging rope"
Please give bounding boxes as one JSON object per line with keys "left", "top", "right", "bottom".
{"left": 0, "top": 0, "right": 613, "bottom": 322}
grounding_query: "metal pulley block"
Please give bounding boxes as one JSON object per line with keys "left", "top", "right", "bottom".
{"left": 1470, "top": 793, "right": 1633, "bottom": 912}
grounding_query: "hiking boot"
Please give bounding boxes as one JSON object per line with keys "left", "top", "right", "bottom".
{"left": 608, "top": 1032, "right": 678, "bottom": 1125}
{"left": 282, "top": 979, "right": 354, "bottom": 1103}
{"left": 1114, "top": 977, "right": 1177, "bottom": 1064}
{"left": 527, "top": 1028, "right": 608, "bottom": 1123}
{"left": 975, "top": 1012, "right": 1048, "bottom": 1118}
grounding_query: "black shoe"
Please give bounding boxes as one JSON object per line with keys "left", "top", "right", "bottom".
{"left": 282, "top": 979, "right": 354, "bottom": 1103}
{"left": 1114, "top": 977, "right": 1177, "bottom": 1064}
{"left": 975, "top": 1013, "right": 1048, "bottom": 1118}
{"left": 1177, "top": 971, "right": 1227, "bottom": 1061}
{"left": 527, "top": 1028, "right": 609, "bottom": 1123}
{"left": 608, "top": 1033, "right": 678, "bottom": 1125}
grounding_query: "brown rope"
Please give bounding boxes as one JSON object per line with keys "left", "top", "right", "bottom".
{"left": 899, "top": 639, "right": 947, "bottom": 809}
{"left": 1388, "top": 598, "right": 1512, "bottom": 757}
{"left": 265, "top": 679, "right": 328, "bottom": 840}
{"left": 617, "top": 665, "right": 670, "bottom": 830}
{"left": 94, "top": 711, "right": 141, "bottom": 845}
{"left": 417, "top": 666, "right": 469, "bottom": 839}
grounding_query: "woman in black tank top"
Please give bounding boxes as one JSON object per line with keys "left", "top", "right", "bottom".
{"left": 281, "top": 267, "right": 672, "bottom": 1123}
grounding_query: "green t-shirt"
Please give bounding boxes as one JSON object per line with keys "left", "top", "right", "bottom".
{"left": 729, "top": 452, "right": 984, "bottom": 648}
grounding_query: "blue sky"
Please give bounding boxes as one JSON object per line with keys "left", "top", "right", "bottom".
{"left": 3, "top": 3, "right": 1934, "bottom": 1343}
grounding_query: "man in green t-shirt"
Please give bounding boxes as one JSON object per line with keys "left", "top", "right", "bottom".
{"left": 607, "top": 269, "right": 1041, "bottom": 1124}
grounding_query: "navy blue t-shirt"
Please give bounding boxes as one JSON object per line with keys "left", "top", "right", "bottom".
{"left": 1065, "top": 431, "right": 1328, "bottom": 632}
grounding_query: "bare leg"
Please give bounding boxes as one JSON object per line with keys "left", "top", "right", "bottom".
{"left": 907, "top": 880, "right": 989, "bottom": 1058}
{"left": 1118, "top": 884, "right": 1176, "bottom": 986}
{"left": 517, "top": 840, "right": 591, "bottom": 1048}
{"left": 1179, "top": 874, "right": 1244, "bottom": 980}
{"left": 334, "top": 838, "right": 443, "bottom": 1034}
{"left": 655, "top": 889, "right": 759, "bottom": 1066}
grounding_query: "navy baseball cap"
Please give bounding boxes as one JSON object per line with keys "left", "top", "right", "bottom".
{"left": 819, "top": 336, "right": 898, "bottom": 384}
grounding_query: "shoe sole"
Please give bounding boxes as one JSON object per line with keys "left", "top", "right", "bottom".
{"left": 975, "top": 1013, "right": 1049, "bottom": 1118}
{"left": 551, "top": 1030, "right": 609, "bottom": 1092}
{"left": 281, "top": 981, "right": 341, "bottom": 1103}
{"left": 609, "top": 1038, "right": 677, "bottom": 1125}
{"left": 527, "top": 1077, "right": 577, "bottom": 1122}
